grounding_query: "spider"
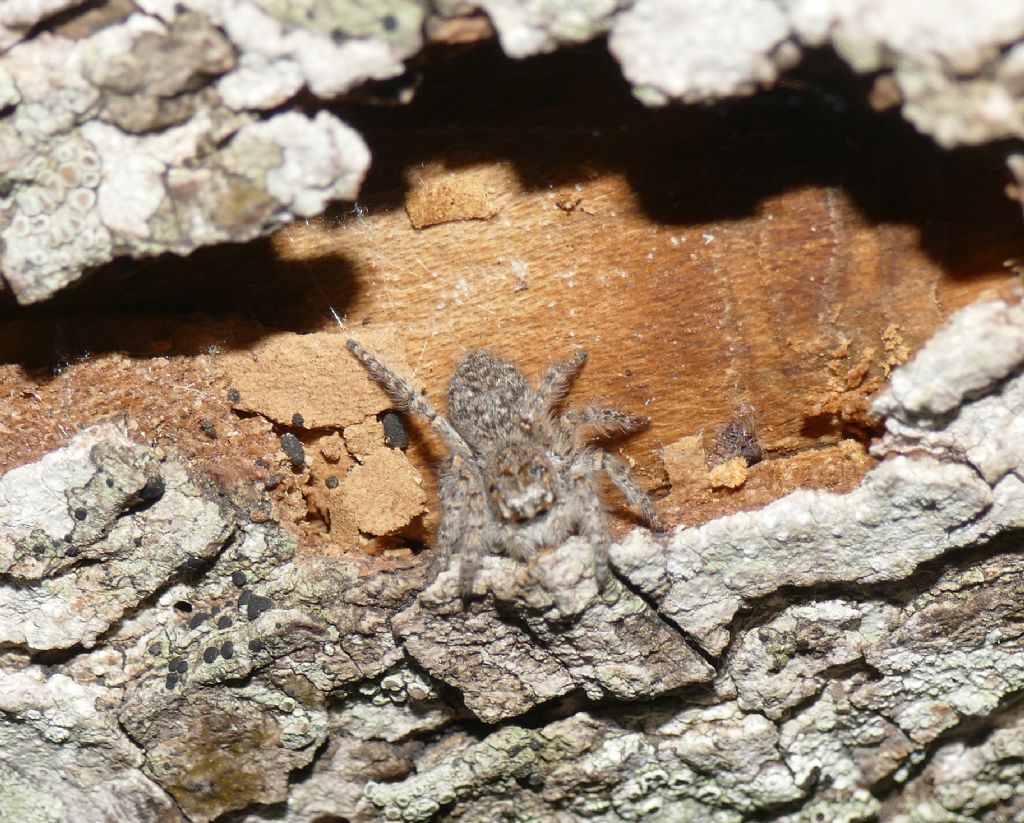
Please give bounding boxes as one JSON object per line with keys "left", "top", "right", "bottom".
{"left": 346, "top": 340, "right": 664, "bottom": 597}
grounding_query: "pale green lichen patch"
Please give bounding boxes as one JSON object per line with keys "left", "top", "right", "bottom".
{"left": 0, "top": 424, "right": 232, "bottom": 649}
{"left": 0, "top": 7, "right": 375, "bottom": 304}
{"left": 0, "top": 763, "right": 65, "bottom": 823}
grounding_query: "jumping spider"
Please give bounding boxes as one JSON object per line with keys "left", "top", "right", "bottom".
{"left": 346, "top": 341, "right": 663, "bottom": 596}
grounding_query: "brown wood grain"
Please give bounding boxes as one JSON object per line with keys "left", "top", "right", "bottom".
{"left": 259, "top": 45, "right": 1022, "bottom": 526}
{"left": 2, "top": 43, "right": 1021, "bottom": 532}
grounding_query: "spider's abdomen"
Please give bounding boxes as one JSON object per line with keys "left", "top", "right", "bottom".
{"left": 448, "top": 349, "right": 530, "bottom": 448}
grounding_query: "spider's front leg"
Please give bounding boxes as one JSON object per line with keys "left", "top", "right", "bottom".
{"left": 436, "top": 455, "right": 493, "bottom": 603}
{"left": 346, "top": 339, "right": 470, "bottom": 457}
{"left": 569, "top": 448, "right": 664, "bottom": 590}
{"left": 565, "top": 450, "right": 614, "bottom": 591}
{"left": 577, "top": 496, "right": 613, "bottom": 592}
{"left": 554, "top": 406, "right": 651, "bottom": 458}
{"left": 565, "top": 406, "right": 651, "bottom": 437}
{"left": 598, "top": 451, "right": 664, "bottom": 532}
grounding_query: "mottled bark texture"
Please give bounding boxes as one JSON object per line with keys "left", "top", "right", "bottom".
{"left": 1, "top": 298, "right": 1023, "bottom": 821}
{"left": 4, "top": 0, "right": 1024, "bottom": 303}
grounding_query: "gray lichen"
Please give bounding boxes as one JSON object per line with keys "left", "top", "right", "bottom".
{"left": 785, "top": 0, "right": 1024, "bottom": 147}
{"left": 0, "top": 0, "right": 397, "bottom": 303}
{"left": 0, "top": 647, "right": 183, "bottom": 822}
{"left": 394, "top": 538, "right": 713, "bottom": 723}
{"left": 0, "top": 423, "right": 231, "bottom": 649}
{"left": 0, "top": 0, "right": 87, "bottom": 51}
{"left": 609, "top": 0, "right": 797, "bottom": 106}
{"left": 4, "top": 300, "right": 1024, "bottom": 822}
{"left": 465, "top": 0, "right": 629, "bottom": 59}
{"left": 3, "top": 2, "right": 1023, "bottom": 302}
{"left": 605, "top": 0, "right": 1024, "bottom": 147}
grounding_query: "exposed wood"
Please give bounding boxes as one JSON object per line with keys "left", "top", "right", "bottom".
{"left": 0, "top": 44, "right": 1020, "bottom": 537}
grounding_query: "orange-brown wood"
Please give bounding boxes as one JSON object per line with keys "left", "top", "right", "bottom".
{"left": 1, "top": 43, "right": 1021, "bottom": 538}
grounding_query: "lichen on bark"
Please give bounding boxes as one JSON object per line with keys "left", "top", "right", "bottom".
{"left": 4, "top": 1, "right": 1024, "bottom": 302}
{"left": 2, "top": 298, "right": 1024, "bottom": 820}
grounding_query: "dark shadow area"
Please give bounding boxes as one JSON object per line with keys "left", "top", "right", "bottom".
{"left": 1, "top": 39, "right": 1021, "bottom": 364}
{"left": 0, "top": 239, "right": 362, "bottom": 365}
{"left": 336, "top": 41, "right": 1023, "bottom": 271}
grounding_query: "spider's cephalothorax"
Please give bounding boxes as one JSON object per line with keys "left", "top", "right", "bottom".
{"left": 346, "top": 340, "right": 663, "bottom": 597}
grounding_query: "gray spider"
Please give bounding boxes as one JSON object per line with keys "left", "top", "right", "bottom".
{"left": 346, "top": 340, "right": 663, "bottom": 596}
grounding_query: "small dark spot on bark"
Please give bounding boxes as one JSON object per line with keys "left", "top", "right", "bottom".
{"left": 231, "top": 571, "right": 248, "bottom": 587}
{"left": 255, "top": 458, "right": 270, "bottom": 469}
{"left": 380, "top": 411, "right": 409, "bottom": 449}
{"left": 291, "top": 413, "right": 305, "bottom": 428}
{"left": 200, "top": 419, "right": 218, "bottom": 438}
{"left": 168, "top": 658, "right": 187, "bottom": 673}
{"left": 134, "top": 536, "right": 143, "bottom": 547}
{"left": 382, "top": 14, "right": 398, "bottom": 31}
{"left": 138, "top": 475, "right": 165, "bottom": 503}
{"left": 105, "top": 477, "right": 114, "bottom": 488}
{"left": 182, "top": 556, "right": 204, "bottom": 571}
{"left": 325, "top": 475, "right": 339, "bottom": 489}
{"left": 238, "top": 590, "right": 251, "bottom": 607}
{"left": 221, "top": 641, "right": 235, "bottom": 660}
{"left": 203, "top": 646, "right": 219, "bottom": 664}
{"left": 247, "top": 594, "right": 273, "bottom": 620}
{"left": 149, "top": 643, "right": 162, "bottom": 655}
{"left": 248, "top": 639, "right": 264, "bottom": 652}
{"left": 227, "top": 388, "right": 241, "bottom": 403}
{"left": 66, "top": 547, "right": 80, "bottom": 557}
{"left": 189, "top": 612, "right": 211, "bottom": 630}
{"left": 280, "top": 433, "right": 305, "bottom": 468}
{"left": 217, "top": 615, "right": 233, "bottom": 630}
{"left": 264, "top": 473, "right": 284, "bottom": 490}
{"left": 331, "top": 27, "right": 345, "bottom": 44}
{"left": 63, "top": 534, "right": 73, "bottom": 543}
{"left": 173, "top": 601, "right": 193, "bottom": 613}
{"left": 74, "top": 507, "right": 88, "bottom": 521}
{"left": 165, "top": 674, "right": 178, "bottom": 690}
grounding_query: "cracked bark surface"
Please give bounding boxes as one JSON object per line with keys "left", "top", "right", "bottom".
{"left": 2, "top": 297, "right": 1024, "bottom": 821}
{"left": 4, "top": 3, "right": 1024, "bottom": 819}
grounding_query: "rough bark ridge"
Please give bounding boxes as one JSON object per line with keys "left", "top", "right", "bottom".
{"left": 1, "top": 298, "right": 1023, "bottom": 821}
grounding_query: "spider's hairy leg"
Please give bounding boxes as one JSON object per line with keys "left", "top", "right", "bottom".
{"left": 436, "top": 455, "right": 491, "bottom": 602}
{"left": 527, "top": 350, "right": 588, "bottom": 420}
{"left": 572, "top": 447, "right": 663, "bottom": 530}
{"left": 565, "top": 406, "right": 650, "bottom": 437}
{"left": 346, "top": 339, "right": 470, "bottom": 456}
{"left": 599, "top": 451, "right": 664, "bottom": 532}
{"left": 571, "top": 476, "right": 612, "bottom": 591}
